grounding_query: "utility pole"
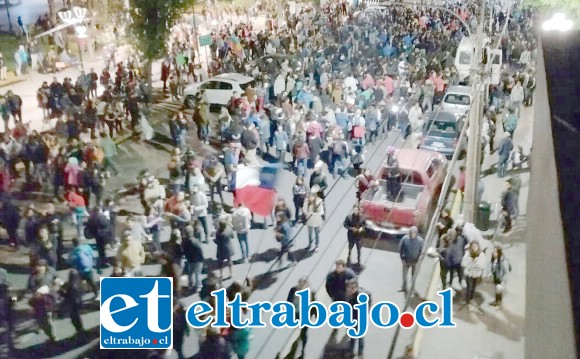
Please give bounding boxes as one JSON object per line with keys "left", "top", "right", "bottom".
{"left": 4, "top": 0, "right": 13, "bottom": 33}
{"left": 463, "top": 0, "right": 487, "bottom": 223}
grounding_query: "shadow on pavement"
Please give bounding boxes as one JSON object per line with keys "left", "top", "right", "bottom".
{"left": 12, "top": 326, "right": 99, "bottom": 359}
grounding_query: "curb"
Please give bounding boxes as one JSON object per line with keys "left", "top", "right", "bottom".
{"left": 0, "top": 77, "right": 26, "bottom": 89}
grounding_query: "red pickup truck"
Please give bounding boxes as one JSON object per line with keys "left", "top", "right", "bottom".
{"left": 360, "top": 149, "right": 448, "bottom": 236}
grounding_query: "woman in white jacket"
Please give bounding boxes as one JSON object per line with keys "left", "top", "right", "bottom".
{"left": 462, "top": 240, "right": 487, "bottom": 307}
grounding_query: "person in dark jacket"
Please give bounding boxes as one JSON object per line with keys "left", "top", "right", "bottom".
{"left": 275, "top": 211, "right": 295, "bottom": 266}
{"left": 215, "top": 221, "right": 235, "bottom": 279}
{"left": 346, "top": 279, "right": 371, "bottom": 357}
{"left": 344, "top": 206, "right": 365, "bottom": 265}
{"left": 172, "top": 299, "right": 189, "bottom": 359}
{"left": 23, "top": 206, "right": 39, "bottom": 247}
{"left": 60, "top": 269, "right": 84, "bottom": 334}
{"left": 84, "top": 207, "right": 112, "bottom": 268}
{"left": 287, "top": 277, "right": 317, "bottom": 357}
{"left": 0, "top": 199, "right": 20, "bottom": 247}
{"left": 445, "top": 228, "right": 468, "bottom": 289}
{"left": 41, "top": 204, "right": 64, "bottom": 268}
{"left": 83, "top": 100, "right": 98, "bottom": 138}
{"left": 197, "top": 327, "right": 230, "bottom": 359}
{"left": 398, "top": 226, "right": 424, "bottom": 293}
{"left": 182, "top": 224, "right": 204, "bottom": 291}
{"left": 325, "top": 259, "right": 356, "bottom": 302}
{"left": 435, "top": 208, "right": 454, "bottom": 245}
{"left": 501, "top": 180, "right": 516, "bottom": 233}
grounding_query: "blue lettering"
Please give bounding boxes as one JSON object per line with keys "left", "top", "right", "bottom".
{"left": 227, "top": 293, "right": 249, "bottom": 327}
{"left": 438, "top": 288, "right": 457, "bottom": 327}
{"left": 247, "top": 301, "right": 273, "bottom": 328}
{"left": 415, "top": 302, "right": 440, "bottom": 328}
{"left": 297, "top": 289, "right": 327, "bottom": 328}
{"left": 328, "top": 301, "right": 356, "bottom": 328}
{"left": 347, "top": 293, "right": 369, "bottom": 338}
{"left": 211, "top": 288, "right": 228, "bottom": 327}
{"left": 271, "top": 302, "right": 299, "bottom": 328}
{"left": 186, "top": 301, "right": 213, "bottom": 328}
{"left": 370, "top": 301, "right": 399, "bottom": 328}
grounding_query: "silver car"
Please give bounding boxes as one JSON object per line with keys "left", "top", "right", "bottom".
{"left": 441, "top": 86, "right": 472, "bottom": 118}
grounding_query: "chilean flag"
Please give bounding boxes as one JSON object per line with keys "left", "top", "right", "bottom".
{"left": 233, "top": 165, "right": 280, "bottom": 217}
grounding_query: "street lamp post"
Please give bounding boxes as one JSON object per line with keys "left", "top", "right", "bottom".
{"left": 463, "top": 0, "right": 487, "bottom": 224}
{"left": 58, "top": 6, "right": 88, "bottom": 70}
{"left": 4, "top": 0, "right": 13, "bottom": 33}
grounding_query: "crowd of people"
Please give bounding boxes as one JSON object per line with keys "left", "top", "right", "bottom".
{"left": 0, "top": 0, "right": 538, "bottom": 358}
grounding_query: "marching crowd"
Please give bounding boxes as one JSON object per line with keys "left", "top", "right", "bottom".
{"left": 0, "top": 0, "right": 538, "bottom": 358}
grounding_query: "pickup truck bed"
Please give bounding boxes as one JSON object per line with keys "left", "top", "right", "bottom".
{"left": 363, "top": 181, "right": 424, "bottom": 209}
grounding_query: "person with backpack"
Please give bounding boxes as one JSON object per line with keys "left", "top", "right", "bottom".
{"left": 232, "top": 202, "right": 252, "bottom": 263}
{"left": 503, "top": 108, "right": 518, "bottom": 138}
{"left": 68, "top": 237, "right": 99, "bottom": 298}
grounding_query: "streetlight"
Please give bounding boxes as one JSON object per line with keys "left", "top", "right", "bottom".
{"left": 58, "top": 6, "right": 88, "bottom": 70}
{"left": 542, "top": 13, "right": 574, "bottom": 32}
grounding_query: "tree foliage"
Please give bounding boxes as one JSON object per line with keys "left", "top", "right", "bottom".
{"left": 128, "top": 0, "right": 188, "bottom": 62}
{"left": 523, "top": 0, "right": 580, "bottom": 11}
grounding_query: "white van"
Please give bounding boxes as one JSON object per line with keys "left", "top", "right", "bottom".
{"left": 454, "top": 36, "right": 494, "bottom": 83}
{"left": 454, "top": 37, "right": 477, "bottom": 83}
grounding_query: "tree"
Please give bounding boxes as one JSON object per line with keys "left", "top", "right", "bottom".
{"left": 128, "top": 0, "right": 188, "bottom": 83}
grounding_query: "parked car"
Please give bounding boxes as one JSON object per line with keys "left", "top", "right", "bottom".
{"left": 419, "top": 110, "right": 467, "bottom": 159}
{"left": 441, "top": 85, "right": 472, "bottom": 118}
{"left": 360, "top": 149, "right": 447, "bottom": 236}
{"left": 182, "top": 73, "right": 255, "bottom": 108}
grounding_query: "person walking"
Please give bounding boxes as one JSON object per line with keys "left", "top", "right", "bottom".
{"left": 504, "top": 109, "right": 518, "bottom": 138}
{"left": 68, "top": 237, "right": 99, "bottom": 298}
{"left": 275, "top": 211, "right": 296, "bottom": 267}
{"left": 28, "top": 280, "right": 57, "bottom": 342}
{"left": 117, "top": 234, "right": 146, "bottom": 277}
{"left": 99, "top": 132, "right": 119, "bottom": 176}
{"left": 462, "top": 240, "right": 486, "bottom": 308}
{"left": 59, "top": 269, "right": 85, "bottom": 334}
{"left": 344, "top": 205, "right": 365, "bottom": 265}
{"left": 292, "top": 176, "right": 308, "bottom": 223}
{"left": 398, "top": 226, "right": 424, "bottom": 293}
{"left": 232, "top": 202, "right": 252, "bottom": 263}
{"left": 303, "top": 186, "right": 324, "bottom": 252}
{"left": 490, "top": 246, "right": 511, "bottom": 307}
{"left": 497, "top": 132, "right": 513, "bottom": 178}
{"left": 287, "top": 277, "right": 317, "bottom": 358}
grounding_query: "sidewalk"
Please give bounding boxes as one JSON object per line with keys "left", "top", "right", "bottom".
{"left": 414, "top": 101, "right": 534, "bottom": 358}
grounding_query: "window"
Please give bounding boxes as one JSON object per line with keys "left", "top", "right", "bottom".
{"left": 444, "top": 94, "right": 470, "bottom": 105}
{"left": 458, "top": 51, "right": 471, "bottom": 65}
{"left": 200, "top": 81, "right": 218, "bottom": 90}
{"left": 239, "top": 80, "right": 256, "bottom": 91}
{"left": 492, "top": 54, "right": 501, "bottom": 65}
{"left": 218, "top": 82, "right": 233, "bottom": 90}
{"left": 429, "top": 120, "right": 457, "bottom": 138}
{"left": 427, "top": 158, "right": 442, "bottom": 177}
